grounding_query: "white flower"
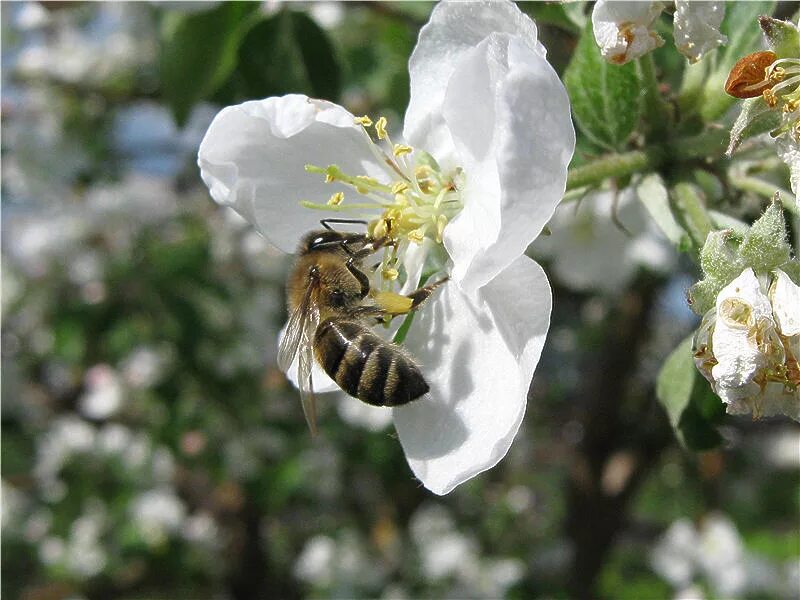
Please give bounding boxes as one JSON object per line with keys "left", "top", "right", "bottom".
{"left": 130, "top": 488, "right": 186, "bottom": 547}
{"left": 198, "top": 0, "right": 573, "bottom": 494}
{"left": 672, "top": 1, "right": 727, "bottom": 64}
{"left": 775, "top": 107, "right": 800, "bottom": 208}
{"left": 592, "top": 1, "right": 726, "bottom": 65}
{"left": 78, "top": 364, "right": 124, "bottom": 420}
{"left": 694, "top": 268, "right": 800, "bottom": 421}
{"left": 650, "top": 513, "right": 747, "bottom": 598}
{"left": 531, "top": 189, "right": 674, "bottom": 294}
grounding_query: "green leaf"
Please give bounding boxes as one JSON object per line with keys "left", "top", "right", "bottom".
{"left": 636, "top": 173, "right": 687, "bottom": 246}
{"left": 697, "top": 1, "right": 776, "bottom": 122}
{"left": 657, "top": 337, "right": 725, "bottom": 450}
{"left": 656, "top": 337, "right": 696, "bottom": 431}
{"left": 564, "top": 21, "right": 642, "bottom": 150}
{"left": 727, "top": 97, "right": 783, "bottom": 155}
{"left": 160, "top": 2, "right": 257, "bottom": 126}
{"left": 237, "top": 10, "right": 341, "bottom": 101}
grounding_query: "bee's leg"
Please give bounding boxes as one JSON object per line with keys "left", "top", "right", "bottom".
{"left": 371, "top": 277, "right": 448, "bottom": 316}
{"left": 406, "top": 277, "right": 449, "bottom": 310}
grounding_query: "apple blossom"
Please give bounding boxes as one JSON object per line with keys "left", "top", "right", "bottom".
{"left": 198, "top": 0, "right": 575, "bottom": 494}
{"left": 592, "top": 1, "right": 726, "bottom": 65}
{"left": 693, "top": 268, "right": 800, "bottom": 421}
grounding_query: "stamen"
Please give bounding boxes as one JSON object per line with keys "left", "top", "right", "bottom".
{"left": 328, "top": 192, "right": 344, "bottom": 206}
{"left": 764, "top": 88, "right": 778, "bottom": 107}
{"left": 354, "top": 115, "right": 373, "bottom": 127}
{"left": 375, "top": 117, "right": 388, "bottom": 140}
{"left": 393, "top": 144, "right": 413, "bottom": 157}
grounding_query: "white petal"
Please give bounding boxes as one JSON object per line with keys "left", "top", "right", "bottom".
{"left": 711, "top": 269, "right": 773, "bottom": 388}
{"left": 775, "top": 121, "right": 800, "bottom": 210}
{"left": 198, "top": 94, "right": 383, "bottom": 253}
{"left": 393, "top": 256, "right": 551, "bottom": 495}
{"left": 771, "top": 269, "right": 800, "bottom": 337}
{"left": 404, "top": 0, "right": 544, "bottom": 157}
{"left": 591, "top": 0, "right": 666, "bottom": 64}
{"left": 673, "top": 1, "right": 727, "bottom": 63}
{"left": 440, "top": 34, "right": 575, "bottom": 293}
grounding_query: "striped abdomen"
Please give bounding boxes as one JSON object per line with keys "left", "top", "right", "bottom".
{"left": 314, "top": 319, "right": 429, "bottom": 406}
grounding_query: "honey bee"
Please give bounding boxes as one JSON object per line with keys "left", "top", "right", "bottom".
{"left": 278, "top": 220, "right": 446, "bottom": 434}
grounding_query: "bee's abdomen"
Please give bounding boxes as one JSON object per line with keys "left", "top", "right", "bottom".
{"left": 314, "top": 319, "right": 428, "bottom": 407}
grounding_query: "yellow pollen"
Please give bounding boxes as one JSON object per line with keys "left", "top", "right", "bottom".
{"left": 763, "top": 88, "right": 778, "bottom": 107}
{"left": 769, "top": 66, "right": 786, "bottom": 84}
{"left": 324, "top": 173, "right": 336, "bottom": 183}
{"left": 408, "top": 227, "right": 426, "bottom": 244}
{"left": 382, "top": 267, "right": 399, "bottom": 281}
{"left": 327, "top": 192, "right": 344, "bottom": 206}
{"left": 393, "top": 144, "right": 413, "bottom": 157}
{"left": 375, "top": 116, "right": 388, "bottom": 140}
{"left": 784, "top": 99, "right": 799, "bottom": 112}
{"left": 354, "top": 115, "right": 373, "bottom": 127}
{"left": 391, "top": 181, "right": 409, "bottom": 194}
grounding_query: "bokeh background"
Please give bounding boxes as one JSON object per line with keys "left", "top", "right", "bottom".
{"left": 2, "top": 2, "right": 798, "bottom": 599}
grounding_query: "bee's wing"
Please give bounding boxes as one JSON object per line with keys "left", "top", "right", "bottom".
{"left": 277, "top": 283, "right": 316, "bottom": 373}
{"left": 298, "top": 338, "right": 319, "bottom": 436}
{"left": 278, "top": 281, "right": 322, "bottom": 435}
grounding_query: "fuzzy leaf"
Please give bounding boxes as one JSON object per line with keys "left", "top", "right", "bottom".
{"left": 739, "top": 199, "right": 791, "bottom": 272}
{"left": 727, "top": 97, "right": 782, "bottom": 156}
{"left": 564, "top": 21, "right": 641, "bottom": 150}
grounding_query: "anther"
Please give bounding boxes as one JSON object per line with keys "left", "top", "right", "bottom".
{"left": 354, "top": 115, "right": 373, "bottom": 127}
{"left": 375, "top": 117, "right": 388, "bottom": 140}
{"left": 393, "top": 144, "right": 413, "bottom": 157}
{"left": 763, "top": 88, "right": 778, "bottom": 107}
{"left": 328, "top": 192, "right": 344, "bottom": 206}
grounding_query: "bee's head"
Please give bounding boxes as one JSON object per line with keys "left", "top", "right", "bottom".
{"left": 299, "top": 230, "right": 350, "bottom": 253}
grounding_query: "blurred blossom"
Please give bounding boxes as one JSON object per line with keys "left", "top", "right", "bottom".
{"left": 121, "top": 346, "right": 168, "bottom": 389}
{"left": 308, "top": 2, "right": 345, "bottom": 29}
{"left": 34, "top": 416, "right": 96, "bottom": 488}
{"left": 113, "top": 102, "right": 217, "bottom": 177}
{"left": 78, "top": 364, "right": 124, "bottom": 420}
{"left": 66, "top": 508, "right": 108, "bottom": 578}
{"left": 757, "top": 427, "right": 800, "bottom": 468}
{"left": 14, "top": 3, "right": 155, "bottom": 88}
{"left": 649, "top": 513, "right": 795, "bottom": 598}
{"left": 294, "top": 531, "right": 382, "bottom": 591}
{"left": 130, "top": 488, "right": 187, "bottom": 547}
{"left": 181, "top": 511, "right": 220, "bottom": 548}
{"left": 295, "top": 535, "right": 336, "bottom": 585}
{"left": 14, "top": 2, "right": 50, "bottom": 30}
{"left": 1, "top": 481, "right": 26, "bottom": 531}
{"left": 532, "top": 190, "right": 675, "bottom": 294}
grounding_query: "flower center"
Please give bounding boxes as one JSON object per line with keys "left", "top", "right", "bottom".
{"left": 301, "top": 115, "right": 464, "bottom": 289}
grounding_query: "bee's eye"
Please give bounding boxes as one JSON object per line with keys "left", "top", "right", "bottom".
{"left": 329, "top": 290, "right": 346, "bottom": 307}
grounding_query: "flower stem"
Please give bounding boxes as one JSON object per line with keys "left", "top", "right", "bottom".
{"left": 672, "top": 182, "right": 714, "bottom": 248}
{"left": 637, "top": 54, "right": 671, "bottom": 139}
{"left": 565, "top": 151, "right": 658, "bottom": 191}
{"left": 564, "top": 129, "right": 730, "bottom": 193}
{"left": 728, "top": 174, "right": 799, "bottom": 217}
